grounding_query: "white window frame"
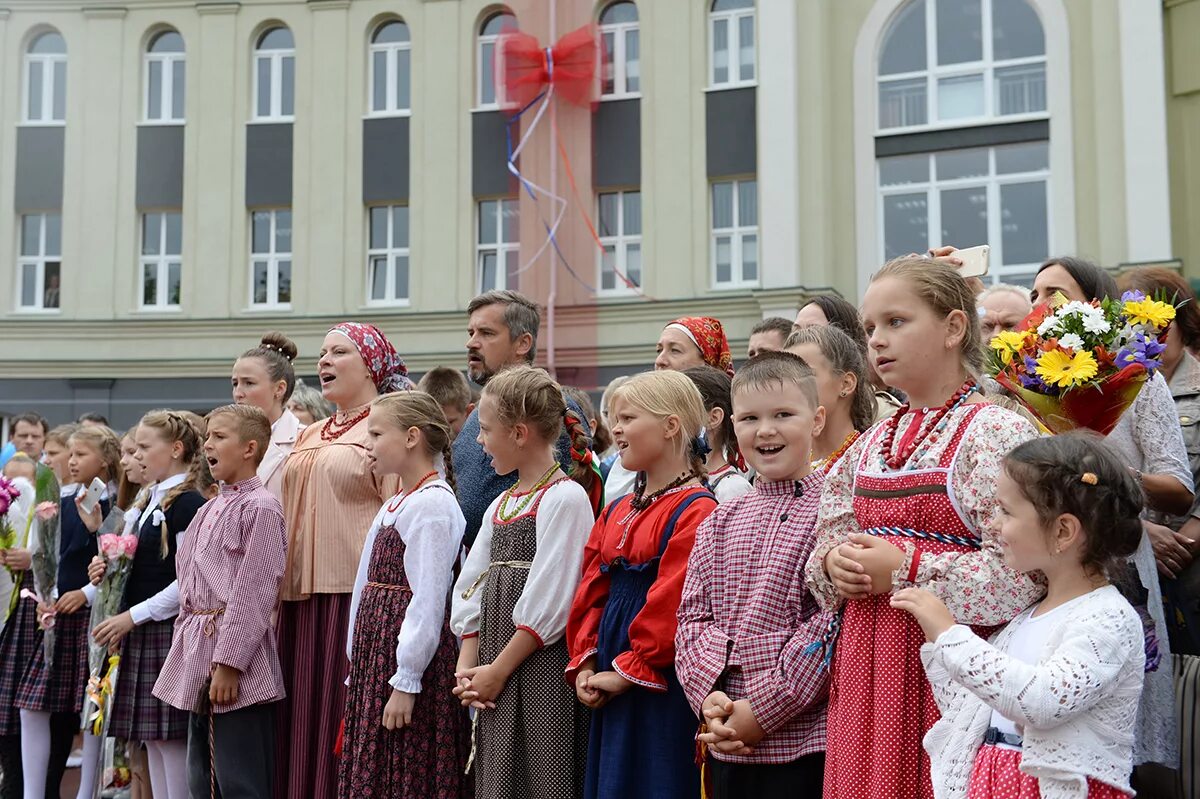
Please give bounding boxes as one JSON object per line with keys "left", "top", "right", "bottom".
{"left": 252, "top": 35, "right": 295, "bottom": 123}
{"left": 143, "top": 38, "right": 185, "bottom": 124}
{"left": 711, "top": 178, "right": 759, "bottom": 289}
{"left": 476, "top": 198, "right": 519, "bottom": 292}
{"left": 597, "top": 190, "right": 642, "bottom": 295}
{"left": 599, "top": 7, "right": 640, "bottom": 100}
{"left": 366, "top": 205, "right": 411, "bottom": 306}
{"left": 708, "top": 4, "right": 756, "bottom": 90}
{"left": 139, "top": 212, "right": 183, "bottom": 311}
{"left": 367, "top": 22, "right": 412, "bottom": 118}
{"left": 476, "top": 14, "right": 513, "bottom": 110}
{"left": 249, "top": 209, "right": 292, "bottom": 309}
{"left": 876, "top": 144, "right": 1052, "bottom": 283}
{"left": 876, "top": 0, "right": 1048, "bottom": 134}
{"left": 16, "top": 213, "right": 62, "bottom": 313}
{"left": 22, "top": 41, "right": 67, "bottom": 125}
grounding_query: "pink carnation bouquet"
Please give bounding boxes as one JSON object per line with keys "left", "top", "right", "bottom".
{"left": 82, "top": 529, "right": 139, "bottom": 735}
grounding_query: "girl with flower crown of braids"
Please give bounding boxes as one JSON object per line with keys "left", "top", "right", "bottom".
{"left": 566, "top": 370, "right": 718, "bottom": 799}
{"left": 803, "top": 257, "right": 1043, "bottom": 799}
{"left": 450, "top": 366, "right": 596, "bottom": 799}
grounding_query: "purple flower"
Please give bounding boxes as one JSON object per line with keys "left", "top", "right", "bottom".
{"left": 1117, "top": 332, "right": 1165, "bottom": 370}
{"left": 1121, "top": 289, "right": 1147, "bottom": 303}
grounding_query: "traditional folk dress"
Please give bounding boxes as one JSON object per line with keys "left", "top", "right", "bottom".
{"left": 339, "top": 478, "right": 470, "bottom": 799}
{"left": 566, "top": 484, "right": 718, "bottom": 799}
{"left": 804, "top": 402, "right": 1043, "bottom": 799}
{"left": 451, "top": 478, "right": 594, "bottom": 799}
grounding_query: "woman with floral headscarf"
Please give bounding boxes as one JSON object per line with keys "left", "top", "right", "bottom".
{"left": 655, "top": 317, "right": 735, "bottom": 377}
{"left": 275, "top": 323, "right": 413, "bottom": 799}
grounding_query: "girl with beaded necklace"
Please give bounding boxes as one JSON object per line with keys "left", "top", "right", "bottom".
{"left": 450, "top": 366, "right": 597, "bottom": 799}
{"left": 803, "top": 257, "right": 1043, "bottom": 799}
{"left": 566, "top": 370, "right": 718, "bottom": 799}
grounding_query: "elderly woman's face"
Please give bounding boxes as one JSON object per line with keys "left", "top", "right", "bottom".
{"left": 654, "top": 328, "right": 706, "bottom": 372}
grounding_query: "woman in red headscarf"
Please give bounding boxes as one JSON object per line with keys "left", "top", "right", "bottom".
{"left": 654, "top": 317, "right": 734, "bottom": 376}
{"left": 274, "top": 323, "right": 413, "bottom": 799}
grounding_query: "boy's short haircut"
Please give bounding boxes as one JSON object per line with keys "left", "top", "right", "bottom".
{"left": 205, "top": 404, "right": 271, "bottom": 467}
{"left": 417, "top": 367, "right": 473, "bottom": 412}
{"left": 731, "top": 351, "right": 819, "bottom": 410}
{"left": 750, "top": 316, "right": 794, "bottom": 340}
{"left": 3, "top": 453, "right": 37, "bottom": 480}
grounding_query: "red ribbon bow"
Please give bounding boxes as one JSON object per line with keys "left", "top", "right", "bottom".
{"left": 501, "top": 24, "right": 600, "bottom": 110}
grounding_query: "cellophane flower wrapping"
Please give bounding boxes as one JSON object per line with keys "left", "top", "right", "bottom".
{"left": 31, "top": 467, "right": 60, "bottom": 668}
{"left": 0, "top": 476, "right": 35, "bottom": 627}
{"left": 81, "top": 511, "right": 138, "bottom": 736}
{"left": 987, "top": 291, "right": 1177, "bottom": 436}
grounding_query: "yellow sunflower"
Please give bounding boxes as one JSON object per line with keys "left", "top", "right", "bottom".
{"left": 989, "top": 330, "right": 1031, "bottom": 365}
{"left": 1035, "top": 348, "right": 1099, "bottom": 389}
{"left": 1123, "top": 298, "right": 1176, "bottom": 329}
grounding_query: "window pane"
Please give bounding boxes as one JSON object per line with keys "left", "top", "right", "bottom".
{"left": 1000, "top": 181, "right": 1048, "bottom": 265}
{"left": 164, "top": 212, "right": 182, "bottom": 255}
{"left": 505, "top": 249, "right": 520, "bottom": 290}
{"left": 172, "top": 60, "right": 186, "bottom": 119}
{"left": 142, "top": 213, "right": 161, "bottom": 255}
{"left": 738, "top": 14, "right": 755, "bottom": 82}
{"left": 936, "top": 0, "right": 983, "bottom": 65}
{"left": 879, "top": 153, "right": 930, "bottom": 186}
{"left": 143, "top": 263, "right": 158, "bottom": 306}
{"left": 21, "top": 216, "right": 40, "bottom": 256}
{"left": 256, "top": 58, "right": 271, "bottom": 117}
{"left": 27, "top": 60, "right": 42, "bottom": 120}
{"left": 712, "top": 18, "right": 729, "bottom": 85}
{"left": 253, "top": 261, "right": 268, "bottom": 304}
{"left": 167, "top": 261, "right": 181, "bottom": 305}
{"left": 878, "top": 78, "right": 927, "bottom": 128}
{"left": 392, "top": 206, "right": 409, "bottom": 247}
{"left": 148, "top": 60, "right": 163, "bottom": 119}
{"left": 738, "top": 181, "right": 758, "bottom": 226}
{"left": 742, "top": 234, "right": 758, "bottom": 282}
{"left": 480, "top": 251, "right": 497, "bottom": 291}
{"left": 992, "top": 0, "right": 1045, "bottom": 60}
{"left": 715, "top": 236, "right": 732, "bottom": 283}
{"left": 598, "top": 193, "right": 619, "bottom": 237}
{"left": 601, "top": 2, "right": 638, "bottom": 25}
{"left": 601, "top": 32, "right": 616, "bottom": 96}
{"left": 626, "top": 30, "right": 640, "bottom": 92}
{"left": 30, "top": 33, "right": 66, "bottom": 54}
{"left": 478, "top": 201, "right": 497, "bottom": 244}
{"left": 275, "top": 210, "right": 292, "bottom": 253}
{"left": 624, "top": 191, "right": 642, "bottom": 236}
{"left": 937, "top": 73, "right": 984, "bottom": 120}
{"left": 626, "top": 242, "right": 642, "bottom": 286}
{"left": 995, "top": 63, "right": 1045, "bottom": 116}
{"left": 995, "top": 141, "right": 1049, "bottom": 174}
{"left": 712, "top": 182, "right": 733, "bottom": 228}
{"left": 879, "top": 0, "right": 926, "bottom": 75}
{"left": 370, "top": 255, "right": 388, "bottom": 300}
{"left": 601, "top": 246, "right": 617, "bottom": 291}
{"left": 21, "top": 264, "right": 36, "bottom": 307}
{"left": 252, "top": 212, "right": 270, "bottom": 254}
{"left": 373, "top": 22, "right": 409, "bottom": 45}
{"left": 51, "top": 61, "right": 65, "bottom": 121}
{"left": 883, "top": 192, "right": 929, "bottom": 259}
{"left": 713, "top": 0, "right": 753, "bottom": 9}
{"left": 935, "top": 148, "right": 988, "bottom": 180}
{"left": 939, "top": 185, "right": 988, "bottom": 248}
{"left": 395, "top": 255, "right": 409, "bottom": 300}
{"left": 481, "top": 13, "right": 514, "bottom": 37}
{"left": 369, "top": 207, "right": 388, "bottom": 249}
{"left": 43, "top": 263, "right": 60, "bottom": 308}
{"left": 501, "top": 199, "right": 520, "bottom": 243}
{"left": 150, "top": 31, "right": 184, "bottom": 54}
{"left": 44, "top": 213, "right": 61, "bottom": 256}
{"left": 278, "top": 260, "right": 292, "bottom": 303}
{"left": 396, "top": 48, "right": 411, "bottom": 111}
{"left": 280, "top": 56, "right": 295, "bottom": 116}
{"left": 480, "top": 42, "right": 496, "bottom": 105}
{"left": 372, "top": 51, "right": 387, "bottom": 111}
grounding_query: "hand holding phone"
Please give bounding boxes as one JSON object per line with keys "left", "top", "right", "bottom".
{"left": 952, "top": 245, "right": 990, "bottom": 278}
{"left": 77, "top": 477, "right": 105, "bottom": 515}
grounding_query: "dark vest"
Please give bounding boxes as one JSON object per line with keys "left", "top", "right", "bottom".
{"left": 122, "top": 490, "right": 206, "bottom": 609}
{"left": 58, "top": 494, "right": 109, "bottom": 594}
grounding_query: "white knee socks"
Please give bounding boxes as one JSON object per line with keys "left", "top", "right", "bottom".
{"left": 19, "top": 709, "right": 50, "bottom": 799}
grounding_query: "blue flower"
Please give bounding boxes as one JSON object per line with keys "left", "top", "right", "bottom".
{"left": 1116, "top": 332, "right": 1165, "bottom": 370}
{"left": 1121, "top": 289, "right": 1146, "bottom": 303}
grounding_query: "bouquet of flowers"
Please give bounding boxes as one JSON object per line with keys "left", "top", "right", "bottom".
{"left": 82, "top": 527, "right": 139, "bottom": 738}
{"left": 0, "top": 474, "right": 35, "bottom": 625}
{"left": 27, "top": 468, "right": 60, "bottom": 667}
{"left": 988, "top": 290, "right": 1177, "bottom": 434}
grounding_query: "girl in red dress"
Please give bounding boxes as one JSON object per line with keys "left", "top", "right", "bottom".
{"left": 803, "top": 257, "right": 1044, "bottom": 798}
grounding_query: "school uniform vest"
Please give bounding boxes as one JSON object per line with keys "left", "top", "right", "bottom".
{"left": 123, "top": 491, "right": 206, "bottom": 608}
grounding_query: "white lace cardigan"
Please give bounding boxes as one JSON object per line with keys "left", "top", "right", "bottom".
{"left": 920, "top": 585, "right": 1145, "bottom": 799}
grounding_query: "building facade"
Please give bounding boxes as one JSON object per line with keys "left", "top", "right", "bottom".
{"left": 0, "top": 0, "right": 1182, "bottom": 428}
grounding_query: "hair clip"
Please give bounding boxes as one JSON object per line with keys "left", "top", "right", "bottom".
{"left": 691, "top": 429, "right": 712, "bottom": 460}
{"left": 1080, "top": 472, "right": 1098, "bottom": 485}
{"left": 262, "top": 343, "right": 279, "bottom": 353}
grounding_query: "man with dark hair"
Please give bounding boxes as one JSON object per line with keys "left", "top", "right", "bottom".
{"left": 77, "top": 412, "right": 110, "bottom": 428}
{"left": 452, "top": 290, "right": 584, "bottom": 547}
{"left": 10, "top": 412, "right": 49, "bottom": 460}
{"left": 747, "top": 317, "right": 795, "bottom": 359}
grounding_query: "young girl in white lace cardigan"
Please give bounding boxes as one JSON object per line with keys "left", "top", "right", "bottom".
{"left": 892, "top": 433, "right": 1146, "bottom": 799}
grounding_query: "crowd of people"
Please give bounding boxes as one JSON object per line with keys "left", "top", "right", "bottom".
{"left": 0, "top": 251, "right": 1197, "bottom": 799}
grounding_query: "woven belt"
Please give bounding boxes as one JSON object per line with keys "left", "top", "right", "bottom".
{"left": 365, "top": 581, "right": 412, "bottom": 594}
{"left": 983, "top": 727, "right": 1023, "bottom": 748}
{"left": 185, "top": 606, "right": 226, "bottom": 638}
{"left": 862, "top": 526, "right": 981, "bottom": 550}
{"left": 460, "top": 561, "right": 533, "bottom": 601}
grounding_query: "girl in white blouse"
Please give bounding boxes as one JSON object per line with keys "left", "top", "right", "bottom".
{"left": 892, "top": 433, "right": 1147, "bottom": 799}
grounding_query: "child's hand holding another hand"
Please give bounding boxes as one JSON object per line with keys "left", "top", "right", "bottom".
{"left": 890, "top": 587, "right": 956, "bottom": 642}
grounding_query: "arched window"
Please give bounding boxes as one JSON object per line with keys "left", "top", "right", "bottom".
{"left": 369, "top": 20, "right": 411, "bottom": 115}
{"left": 875, "top": 0, "right": 1049, "bottom": 283}
{"left": 599, "top": 2, "right": 639, "bottom": 99}
{"left": 145, "top": 31, "right": 185, "bottom": 123}
{"left": 24, "top": 31, "right": 67, "bottom": 124}
{"left": 477, "top": 11, "right": 515, "bottom": 108}
{"left": 254, "top": 27, "right": 295, "bottom": 122}
{"left": 709, "top": 0, "right": 754, "bottom": 89}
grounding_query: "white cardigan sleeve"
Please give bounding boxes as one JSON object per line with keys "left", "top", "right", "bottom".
{"left": 450, "top": 495, "right": 501, "bottom": 638}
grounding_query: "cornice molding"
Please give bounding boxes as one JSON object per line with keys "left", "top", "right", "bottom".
{"left": 82, "top": 6, "right": 128, "bottom": 19}
{"left": 195, "top": 1, "right": 239, "bottom": 16}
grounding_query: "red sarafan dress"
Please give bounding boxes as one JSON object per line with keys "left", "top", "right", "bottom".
{"left": 804, "top": 402, "right": 1043, "bottom": 799}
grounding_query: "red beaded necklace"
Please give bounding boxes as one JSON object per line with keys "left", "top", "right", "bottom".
{"left": 321, "top": 406, "right": 371, "bottom": 442}
{"left": 818, "top": 430, "right": 862, "bottom": 473}
{"left": 386, "top": 471, "right": 439, "bottom": 511}
{"left": 879, "top": 379, "right": 977, "bottom": 470}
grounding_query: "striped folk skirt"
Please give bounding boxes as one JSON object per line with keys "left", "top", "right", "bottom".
{"left": 108, "top": 619, "right": 189, "bottom": 741}
{"left": 0, "top": 589, "right": 42, "bottom": 735}
{"left": 14, "top": 609, "right": 89, "bottom": 715}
